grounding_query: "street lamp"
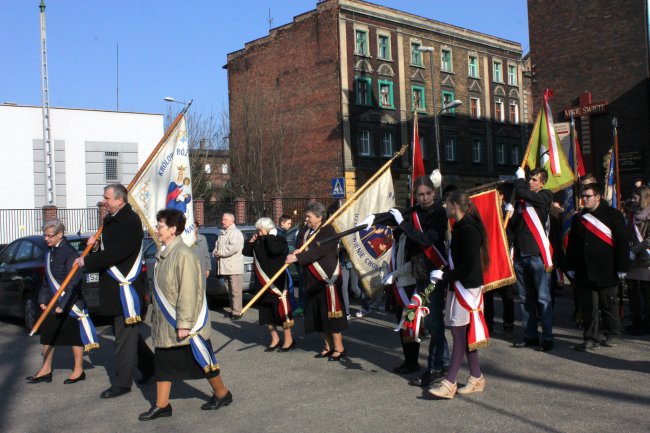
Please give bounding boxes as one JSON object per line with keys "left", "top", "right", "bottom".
{"left": 163, "top": 96, "right": 193, "bottom": 111}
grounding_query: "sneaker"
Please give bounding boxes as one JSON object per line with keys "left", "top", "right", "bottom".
{"left": 600, "top": 336, "right": 619, "bottom": 347}
{"left": 428, "top": 379, "right": 457, "bottom": 399}
{"left": 575, "top": 340, "right": 599, "bottom": 352}
{"left": 355, "top": 307, "right": 372, "bottom": 318}
{"left": 457, "top": 375, "right": 485, "bottom": 395}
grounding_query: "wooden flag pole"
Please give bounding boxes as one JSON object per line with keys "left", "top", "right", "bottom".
{"left": 240, "top": 144, "right": 408, "bottom": 316}
{"left": 29, "top": 103, "right": 192, "bottom": 336}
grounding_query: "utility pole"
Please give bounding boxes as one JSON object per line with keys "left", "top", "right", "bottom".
{"left": 39, "top": 0, "right": 56, "bottom": 205}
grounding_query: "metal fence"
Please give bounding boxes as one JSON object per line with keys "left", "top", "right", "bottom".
{"left": 58, "top": 208, "right": 100, "bottom": 235}
{"left": 204, "top": 200, "right": 235, "bottom": 226}
{"left": 0, "top": 209, "right": 44, "bottom": 244}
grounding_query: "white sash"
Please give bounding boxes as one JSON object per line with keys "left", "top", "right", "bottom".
{"left": 521, "top": 201, "right": 553, "bottom": 269}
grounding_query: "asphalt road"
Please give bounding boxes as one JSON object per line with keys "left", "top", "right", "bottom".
{"left": 1, "top": 287, "right": 649, "bottom": 433}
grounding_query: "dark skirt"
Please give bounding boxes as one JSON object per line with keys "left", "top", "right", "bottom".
{"left": 154, "top": 340, "right": 220, "bottom": 382}
{"left": 40, "top": 311, "right": 82, "bottom": 347}
{"left": 257, "top": 292, "right": 283, "bottom": 326}
{"left": 304, "top": 287, "right": 349, "bottom": 334}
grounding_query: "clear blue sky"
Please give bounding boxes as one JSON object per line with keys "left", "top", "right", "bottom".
{"left": 0, "top": 0, "right": 529, "bottom": 117}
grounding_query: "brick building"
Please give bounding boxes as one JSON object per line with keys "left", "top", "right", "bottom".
{"left": 226, "top": 0, "right": 531, "bottom": 202}
{"left": 528, "top": 0, "right": 650, "bottom": 196}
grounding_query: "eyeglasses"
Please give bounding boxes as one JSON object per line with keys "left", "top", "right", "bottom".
{"left": 156, "top": 224, "right": 168, "bottom": 230}
{"left": 580, "top": 194, "right": 595, "bottom": 199}
{"left": 43, "top": 232, "right": 61, "bottom": 239}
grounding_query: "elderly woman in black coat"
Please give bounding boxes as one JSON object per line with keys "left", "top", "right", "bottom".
{"left": 26, "top": 219, "right": 97, "bottom": 385}
{"left": 243, "top": 217, "right": 295, "bottom": 351}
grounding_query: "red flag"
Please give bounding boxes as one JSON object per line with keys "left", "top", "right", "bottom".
{"left": 574, "top": 135, "right": 585, "bottom": 177}
{"left": 411, "top": 112, "right": 425, "bottom": 205}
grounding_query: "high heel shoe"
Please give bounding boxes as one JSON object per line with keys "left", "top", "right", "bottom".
{"left": 264, "top": 342, "right": 281, "bottom": 352}
{"left": 278, "top": 340, "right": 296, "bottom": 352}
{"left": 328, "top": 350, "right": 346, "bottom": 361}
{"left": 314, "top": 348, "right": 333, "bottom": 358}
{"left": 63, "top": 371, "right": 86, "bottom": 384}
{"left": 26, "top": 372, "right": 52, "bottom": 384}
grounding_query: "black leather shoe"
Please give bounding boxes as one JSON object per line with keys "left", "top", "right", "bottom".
{"left": 136, "top": 371, "right": 154, "bottom": 385}
{"left": 409, "top": 370, "right": 444, "bottom": 387}
{"left": 328, "top": 350, "right": 346, "bottom": 361}
{"left": 535, "top": 340, "right": 554, "bottom": 352}
{"left": 314, "top": 349, "right": 333, "bottom": 358}
{"left": 278, "top": 340, "right": 296, "bottom": 352}
{"left": 100, "top": 386, "right": 131, "bottom": 399}
{"left": 26, "top": 372, "right": 52, "bottom": 384}
{"left": 264, "top": 342, "right": 281, "bottom": 352}
{"left": 393, "top": 363, "right": 420, "bottom": 375}
{"left": 513, "top": 337, "right": 539, "bottom": 348}
{"left": 201, "top": 391, "right": 233, "bottom": 410}
{"left": 138, "top": 404, "right": 172, "bottom": 421}
{"left": 63, "top": 372, "right": 86, "bottom": 384}
{"left": 575, "top": 340, "right": 599, "bottom": 352}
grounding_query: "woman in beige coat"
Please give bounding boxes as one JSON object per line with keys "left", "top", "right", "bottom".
{"left": 139, "top": 209, "right": 232, "bottom": 421}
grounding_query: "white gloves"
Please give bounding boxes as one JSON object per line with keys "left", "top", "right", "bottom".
{"left": 382, "top": 272, "right": 394, "bottom": 286}
{"left": 430, "top": 269, "right": 444, "bottom": 283}
{"left": 389, "top": 208, "right": 403, "bottom": 225}
{"left": 358, "top": 214, "right": 375, "bottom": 230}
{"left": 515, "top": 167, "right": 526, "bottom": 179}
{"left": 618, "top": 272, "right": 627, "bottom": 280}
{"left": 504, "top": 203, "right": 514, "bottom": 213}
{"left": 566, "top": 271, "right": 575, "bottom": 280}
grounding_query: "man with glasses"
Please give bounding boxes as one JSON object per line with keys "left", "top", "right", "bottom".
{"left": 566, "top": 183, "right": 630, "bottom": 351}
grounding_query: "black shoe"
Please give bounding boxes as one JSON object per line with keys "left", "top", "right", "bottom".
{"left": 409, "top": 370, "right": 444, "bottom": 387}
{"left": 513, "top": 337, "right": 539, "bottom": 348}
{"left": 278, "top": 340, "right": 296, "bottom": 352}
{"left": 136, "top": 371, "right": 154, "bottom": 385}
{"left": 100, "top": 386, "right": 132, "bottom": 399}
{"left": 264, "top": 342, "right": 281, "bottom": 352}
{"left": 201, "top": 391, "right": 233, "bottom": 410}
{"left": 328, "top": 350, "right": 346, "bottom": 361}
{"left": 535, "top": 340, "right": 554, "bottom": 352}
{"left": 26, "top": 372, "right": 52, "bottom": 384}
{"left": 393, "top": 363, "right": 420, "bottom": 375}
{"left": 230, "top": 314, "right": 242, "bottom": 321}
{"left": 575, "top": 340, "right": 599, "bottom": 352}
{"left": 138, "top": 404, "right": 172, "bottom": 421}
{"left": 600, "top": 336, "right": 619, "bottom": 347}
{"left": 314, "top": 349, "right": 333, "bottom": 358}
{"left": 63, "top": 372, "right": 86, "bottom": 384}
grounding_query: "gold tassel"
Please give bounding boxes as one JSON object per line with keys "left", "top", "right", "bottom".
{"left": 124, "top": 315, "right": 142, "bottom": 325}
{"left": 203, "top": 364, "right": 221, "bottom": 374}
{"left": 468, "top": 338, "right": 490, "bottom": 351}
{"left": 328, "top": 311, "right": 343, "bottom": 319}
{"left": 83, "top": 342, "right": 100, "bottom": 352}
{"left": 282, "top": 319, "right": 295, "bottom": 329}
{"left": 482, "top": 276, "right": 517, "bottom": 293}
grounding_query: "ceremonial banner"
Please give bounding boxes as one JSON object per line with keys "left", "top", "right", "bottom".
{"left": 604, "top": 147, "right": 618, "bottom": 209}
{"left": 129, "top": 115, "right": 196, "bottom": 246}
{"left": 411, "top": 111, "right": 425, "bottom": 205}
{"left": 332, "top": 169, "right": 396, "bottom": 296}
{"left": 523, "top": 90, "right": 575, "bottom": 192}
{"left": 469, "top": 189, "right": 515, "bottom": 292}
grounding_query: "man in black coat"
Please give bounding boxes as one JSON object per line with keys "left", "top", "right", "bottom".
{"left": 76, "top": 184, "right": 154, "bottom": 398}
{"left": 511, "top": 167, "right": 555, "bottom": 351}
{"left": 566, "top": 183, "right": 630, "bottom": 351}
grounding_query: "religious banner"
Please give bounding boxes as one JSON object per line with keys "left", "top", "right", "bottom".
{"left": 332, "top": 169, "right": 396, "bottom": 296}
{"left": 469, "top": 189, "right": 515, "bottom": 292}
{"left": 129, "top": 115, "right": 196, "bottom": 246}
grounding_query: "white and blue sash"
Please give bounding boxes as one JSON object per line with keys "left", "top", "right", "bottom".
{"left": 45, "top": 251, "right": 99, "bottom": 352}
{"left": 104, "top": 243, "right": 143, "bottom": 324}
{"left": 153, "top": 266, "right": 219, "bottom": 373}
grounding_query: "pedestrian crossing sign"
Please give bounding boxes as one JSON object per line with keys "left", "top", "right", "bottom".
{"left": 332, "top": 177, "right": 345, "bottom": 198}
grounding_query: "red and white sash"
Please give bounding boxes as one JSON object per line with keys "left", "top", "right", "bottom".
{"left": 390, "top": 237, "right": 410, "bottom": 307}
{"left": 449, "top": 253, "right": 489, "bottom": 350}
{"left": 580, "top": 213, "right": 614, "bottom": 247}
{"left": 394, "top": 293, "right": 429, "bottom": 342}
{"left": 412, "top": 211, "right": 447, "bottom": 268}
{"left": 632, "top": 218, "right": 650, "bottom": 256}
{"left": 520, "top": 200, "right": 553, "bottom": 270}
{"left": 254, "top": 253, "right": 294, "bottom": 329}
{"left": 308, "top": 261, "right": 343, "bottom": 318}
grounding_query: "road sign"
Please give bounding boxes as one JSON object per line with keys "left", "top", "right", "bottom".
{"left": 332, "top": 177, "right": 345, "bottom": 198}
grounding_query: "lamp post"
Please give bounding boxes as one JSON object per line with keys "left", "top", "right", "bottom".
{"left": 163, "top": 96, "right": 193, "bottom": 111}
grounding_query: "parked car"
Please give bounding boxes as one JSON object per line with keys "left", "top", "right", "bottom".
{"left": 0, "top": 234, "right": 150, "bottom": 330}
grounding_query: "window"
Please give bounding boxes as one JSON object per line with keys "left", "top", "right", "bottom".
{"left": 445, "top": 136, "right": 456, "bottom": 161}
{"left": 358, "top": 130, "right": 371, "bottom": 156}
{"left": 493, "top": 61, "right": 502, "bottom": 82}
{"left": 441, "top": 49, "right": 453, "bottom": 72}
{"left": 508, "top": 64, "right": 518, "bottom": 85}
{"left": 472, "top": 138, "right": 483, "bottom": 163}
{"left": 470, "top": 97, "right": 481, "bottom": 119}
{"left": 378, "top": 80, "right": 394, "bottom": 109}
{"left": 378, "top": 34, "right": 391, "bottom": 60}
{"left": 14, "top": 241, "right": 35, "bottom": 264}
{"left": 468, "top": 55, "right": 479, "bottom": 77}
{"left": 495, "top": 100, "right": 504, "bottom": 122}
{"left": 204, "top": 164, "right": 211, "bottom": 174}
{"left": 442, "top": 91, "right": 456, "bottom": 114}
{"left": 104, "top": 151, "right": 120, "bottom": 183}
{"left": 0, "top": 240, "right": 19, "bottom": 264}
{"left": 221, "top": 163, "right": 229, "bottom": 174}
{"left": 411, "top": 42, "right": 422, "bottom": 66}
{"left": 511, "top": 143, "right": 521, "bottom": 165}
{"left": 412, "top": 86, "right": 426, "bottom": 111}
{"left": 355, "top": 30, "right": 368, "bottom": 56}
{"left": 381, "top": 132, "right": 393, "bottom": 157}
{"left": 509, "top": 101, "right": 519, "bottom": 124}
{"left": 496, "top": 142, "right": 506, "bottom": 164}
{"left": 355, "top": 77, "right": 372, "bottom": 106}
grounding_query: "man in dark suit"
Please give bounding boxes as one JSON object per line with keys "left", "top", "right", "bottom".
{"left": 76, "top": 184, "right": 154, "bottom": 398}
{"left": 566, "top": 183, "right": 630, "bottom": 351}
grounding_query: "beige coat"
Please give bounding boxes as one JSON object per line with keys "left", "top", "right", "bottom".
{"left": 215, "top": 224, "right": 244, "bottom": 275}
{"left": 151, "top": 236, "right": 210, "bottom": 348}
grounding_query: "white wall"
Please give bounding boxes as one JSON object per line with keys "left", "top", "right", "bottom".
{"left": 0, "top": 104, "right": 163, "bottom": 209}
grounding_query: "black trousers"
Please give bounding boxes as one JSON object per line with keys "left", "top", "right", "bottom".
{"left": 484, "top": 284, "right": 515, "bottom": 330}
{"left": 112, "top": 315, "right": 155, "bottom": 388}
{"left": 577, "top": 285, "right": 621, "bottom": 342}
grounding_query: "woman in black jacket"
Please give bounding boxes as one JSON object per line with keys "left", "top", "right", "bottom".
{"left": 243, "top": 217, "right": 294, "bottom": 351}
{"left": 428, "top": 191, "right": 489, "bottom": 399}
